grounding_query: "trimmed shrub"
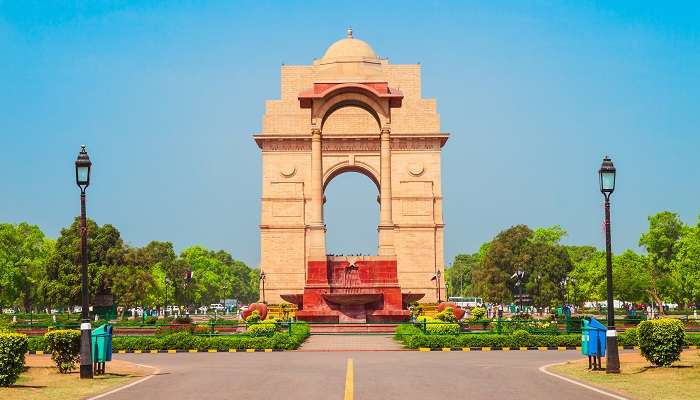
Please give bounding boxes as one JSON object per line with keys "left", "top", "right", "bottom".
{"left": 144, "top": 316, "right": 158, "bottom": 325}
{"left": 155, "top": 324, "right": 193, "bottom": 336}
{"left": 618, "top": 328, "right": 638, "bottom": 346}
{"left": 245, "top": 310, "right": 261, "bottom": 324}
{"left": 395, "top": 324, "right": 423, "bottom": 339}
{"left": 174, "top": 315, "right": 192, "bottom": 324}
{"left": 247, "top": 319, "right": 278, "bottom": 337}
{"left": 496, "top": 317, "right": 558, "bottom": 334}
{"left": 44, "top": 330, "right": 81, "bottom": 373}
{"left": 638, "top": 318, "right": 685, "bottom": 366}
{"left": 417, "top": 316, "right": 460, "bottom": 335}
{"left": 436, "top": 307, "right": 458, "bottom": 323}
{"left": 0, "top": 318, "right": 14, "bottom": 333}
{"left": 28, "top": 336, "right": 46, "bottom": 352}
{"left": 469, "top": 307, "right": 486, "bottom": 321}
{"left": 0, "top": 333, "right": 28, "bottom": 387}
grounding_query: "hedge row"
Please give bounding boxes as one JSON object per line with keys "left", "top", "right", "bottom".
{"left": 415, "top": 316, "right": 460, "bottom": 335}
{"left": 395, "top": 324, "right": 700, "bottom": 349}
{"left": 26, "top": 323, "right": 310, "bottom": 351}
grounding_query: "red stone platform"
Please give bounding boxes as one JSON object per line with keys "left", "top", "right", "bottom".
{"left": 285, "top": 256, "right": 418, "bottom": 323}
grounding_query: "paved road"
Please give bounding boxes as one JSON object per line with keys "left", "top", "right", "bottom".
{"left": 104, "top": 351, "right": 613, "bottom": 400}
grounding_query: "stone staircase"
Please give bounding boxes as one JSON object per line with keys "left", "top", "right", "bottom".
{"left": 299, "top": 334, "right": 405, "bottom": 351}
{"left": 309, "top": 323, "right": 398, "bottom": 334}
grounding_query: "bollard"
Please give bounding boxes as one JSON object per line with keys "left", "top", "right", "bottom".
{"left": 52, "top": 314, "right": 57, "bottom": 323}
{"left": 94, "top": 314, "right": 99, "bottom": 322}
{"left": 12, "top": 316, "right": 17, "bottom": 324}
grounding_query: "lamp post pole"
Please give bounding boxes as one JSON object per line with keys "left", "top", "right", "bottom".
{"left": 260, "top": 272, "right": 266, "bottom": 303}
{"left": 75, "top": 145, "right": 93, "bottom": 379}
{"left": 164, "top": 277, "right": 170, "bottom": 317}
{"left": 518, "top": 276, "right": 523, "bottom": 313}
{"left": 513, "top": 269, "right": 525, "bottom": 314}
{"left": 436, "top": 270, "right": 442, "bottom": 303}
{"left": 599, "top": 156, "right": 620, "bottom": 374}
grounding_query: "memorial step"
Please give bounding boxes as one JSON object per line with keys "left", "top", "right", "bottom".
{"left": 309, "top": 323, "right": 398, "bottom": 334}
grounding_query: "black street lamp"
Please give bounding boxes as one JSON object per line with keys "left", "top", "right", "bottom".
{"left": 433, "top": 270, "right": 442, "bottom": 303}
{"left": 511, "top": 269, "right": 526, "bottom": 313}
{"left": 75, "top": 145, "right": 93, "bottom": 379}
{"left": 599, "top": 156, "right": 620, "bottom": 374}
{"left": 259, "top": 272, "right": 266, "bottom": 303}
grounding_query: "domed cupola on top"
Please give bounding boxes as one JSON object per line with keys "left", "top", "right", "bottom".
{"left": 315, "top": 28, "right": 385, "bottom": 83}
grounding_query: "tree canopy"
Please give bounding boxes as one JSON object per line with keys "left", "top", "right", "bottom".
{"left": 0, "top": 219, "right": 260, "bottom": 312}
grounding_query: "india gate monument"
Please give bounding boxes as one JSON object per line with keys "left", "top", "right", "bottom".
{"left": 254, "top": 29, "right": 448, "bottom": 322}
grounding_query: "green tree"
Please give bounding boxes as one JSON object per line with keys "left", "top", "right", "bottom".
{"left": 177, "top": 246, "right": 258, "bottom": 307}
{"left": 43, "top": 218, "right": 126, "bottom": 310}
{"left": 524, "top": 241, "right": 572, "bottom": 308}
{"left": 668, "top": 217, "right": 700, "bottom": 308}
{"left": 532, "top": 225, "right": 567, "bottom": 245}
{"left": 447, "top": 253, "right": 479, "bottom": 297}
{"left": 565, "top": 246, "right": 605, "bottom": 305}
{"left": 0, "top": 223, "right": 53, "bottom": 311}
{"left": 639, "top": 211, "right": 685, "bottom": 313}
{"left": 472, "top": 225, "right": 533, "bottom": 303}
{"left": 141, "top": 241, "right": 177, "bottom": 309}
{"left": 110, "top": 247, "right": 157, "bottom": 318}
{"left": 613, "top": 250, "right": 650, "bottom": 304}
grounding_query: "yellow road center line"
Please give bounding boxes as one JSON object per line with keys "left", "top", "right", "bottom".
{"left": 344, "top": 358, "right": 354, "bottom": 400}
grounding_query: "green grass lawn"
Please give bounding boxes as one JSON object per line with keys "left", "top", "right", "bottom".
{"left": 549, "top": 350, "right": 700, "bottom": 400}
{"left": 0, "top": 355, "right": 153, "bottom": 400}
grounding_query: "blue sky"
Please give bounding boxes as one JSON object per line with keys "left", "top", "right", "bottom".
{"left": 1, "top": 1, "right": 698, "bottom": 267}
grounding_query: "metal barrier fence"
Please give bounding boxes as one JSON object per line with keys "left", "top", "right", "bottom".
{"left": 6, "top": 313, "right": 700, "bottom": 336}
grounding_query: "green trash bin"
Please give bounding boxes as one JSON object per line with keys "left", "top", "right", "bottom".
{"left": 91, "top": 324, "right": 112, "bottom": 375}
{"left": 581, "top": 319, "right": 589, "bottom": 356}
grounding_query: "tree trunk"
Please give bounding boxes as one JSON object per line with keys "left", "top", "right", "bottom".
{"left": 647, "top": 288, "right": 665, "bottom": 317}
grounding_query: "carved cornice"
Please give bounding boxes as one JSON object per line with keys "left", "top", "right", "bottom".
{"left": 256, "top": 136, "right": 446, "bottom": 152}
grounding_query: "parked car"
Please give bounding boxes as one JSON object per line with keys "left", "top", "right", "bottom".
{"left": 2, "top": 308, "right": 16, "bottom": 315}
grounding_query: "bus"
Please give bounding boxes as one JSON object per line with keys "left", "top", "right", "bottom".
{"left": 448, "top": 296, "right": 483, "bottom": 308}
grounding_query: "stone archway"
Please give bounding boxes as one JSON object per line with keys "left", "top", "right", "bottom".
{"left": 254, "top": 30, "right": 448, "bottom": 315}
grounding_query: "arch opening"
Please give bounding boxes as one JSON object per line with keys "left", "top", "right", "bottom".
{"left": 323, "top": 171, "right": 379, "bottom": 256}
{"left": 321, "top": 101, "right": 381, "bottom": 132}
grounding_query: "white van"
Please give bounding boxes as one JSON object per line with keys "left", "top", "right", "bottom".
{"left": 209, "top": 303, "right": 225, "bottom": 312}
{"left": 448, "top": 296, "right": 483, "bottom": 308}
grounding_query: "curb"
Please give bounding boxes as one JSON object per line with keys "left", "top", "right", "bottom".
{"left": 26, "top": 345, "right": 697, "bottom": 355}
{"left": 28, "top": 348, "right": 284, "bottom": 355}
{"left": 415, "top": 345, "right": 697, "bottom": 352}
{"left": 417, "top": 346, "right": 581, "bottom": 352}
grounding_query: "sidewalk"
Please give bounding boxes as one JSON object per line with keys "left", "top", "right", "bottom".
{"left": 299, "top": 334, "right": 405, "bottom": 351}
